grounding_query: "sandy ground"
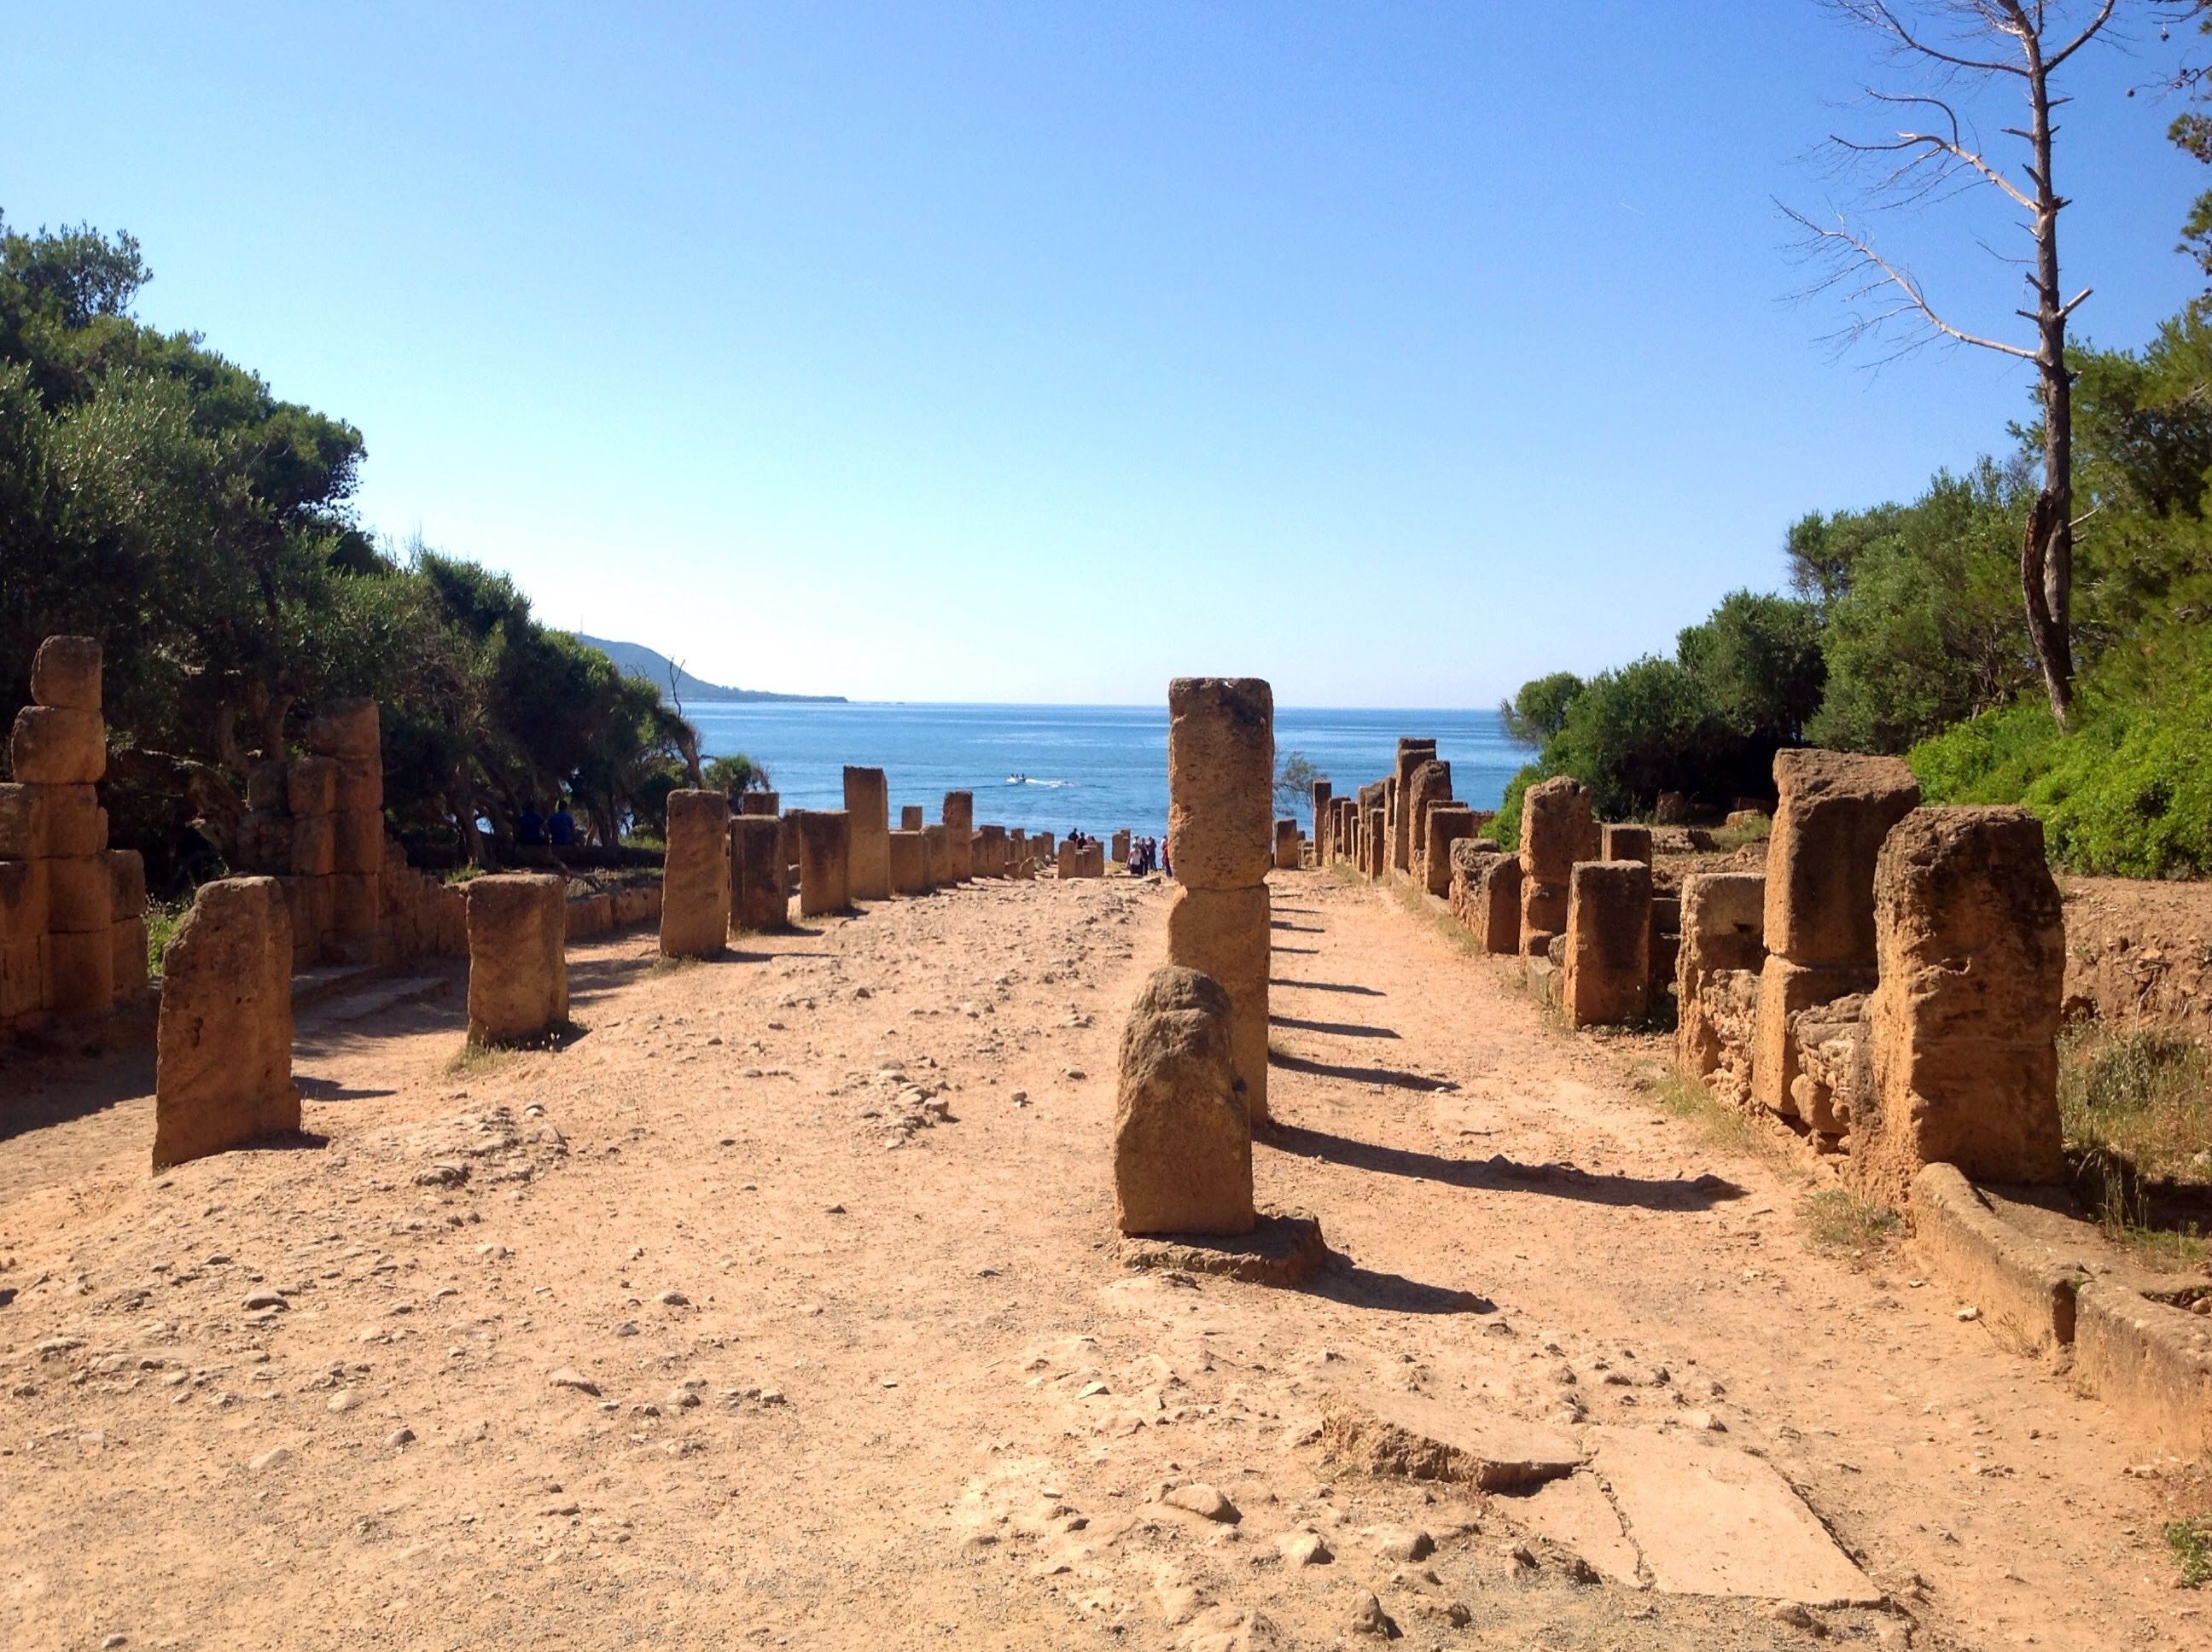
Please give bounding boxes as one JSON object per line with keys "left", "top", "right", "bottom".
{"left": 1, "top": 870, "right": 2205, "bottom": 1651}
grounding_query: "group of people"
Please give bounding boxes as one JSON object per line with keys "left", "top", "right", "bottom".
{"left": 515, "top": 799, "right": 578, "bottom": 848}
{"left": 1126, "top": 834, "right": 1164, "bottom": 876}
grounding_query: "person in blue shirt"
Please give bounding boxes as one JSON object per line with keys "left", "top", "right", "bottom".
{"left": 548, "top": 799, "right": 576, "bottom": 847}
{"left": 515, "top": 801, "right": 547, "bottom": 847}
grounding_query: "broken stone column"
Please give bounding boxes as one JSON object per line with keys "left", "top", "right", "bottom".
{"left": 1518, "top": 777, "right": 1594, "bottom": 957}
{"left": 1677, "top": 872, "right": 1767, "bottom": 1090}
{"left": 1272, "top": 817, "right": 1301, "bottom": 870}
{"left": 1311, "top": 781, "right": 1334, "bottom": 865}
{"left": 1166, "top": 677, "right": 1272, "bottom": 1123}
{"left": 306, "top": 699, "right": 384, "bottom": 955}
{"left": 976, "top": 823, "right": 1008, "bottom": 878}
{"left": 942, "top": 792, "right": 975, "bottom": 882}
{"left": 1056, "top": 840, "right": 1079, "bottom": 879}
{"left": 1115, "top": 966, "right": 1254, "bottom": 1236}
{"left": 153, "top": 877, "right": 299, "bottom": 1169}
{"left": 739, "top": 790, "right": 781, "bottom": 817}
{"left": 1562, "top": 860, "right": 1653, "bottom": 1028}
{"left": 1423, "top": 806, "right": 1478, "bottom": 899}
{"left": 842, "top": 767, "right": 892, "bottom": 900}
{"left": 888, "top": 829, "right": 929, "bottom": 895}
{"left": 1112, "top": 829, "right": 1132, "bottom": 864}
{"left": 660, "top": 789, "right": 731, "bottom": 959}
{"left": 1364, "top": 806, "right": 1385, "bottom": 881}
{"left": 463, "top": 873, "right": 568, "bottom": 1049}
{"left": 1601, "top": 823, "right": 1653, "bottom": 864}
{"left": 1450, "top": 843, "right": 1522, "bottom": 954}
{"left": 795, "top": 810, "right": 853, "bottom": 916}
{"left": 1403, "top": 759, "right": 1452, "bottom": 885}
{"left": 900, "top": 804, "right": 923, "bottom": 831}
{"left": 1081, "top": 841, "right": 1105, "bottom": 878}
{"left": 1752, "top": 750, "right": 1920, "bottom": 1120}
{"left": 921, "top": 823, "right": 948, "bottom": 889}
{"left": 729, "top": 815, "right": 789, "bottom": 932}
{"left": 1390, "top": 741, "right": 1435, "bottom": 875}
{"left": 1858, "top": 806, "right": 2066, "bottom": 1201}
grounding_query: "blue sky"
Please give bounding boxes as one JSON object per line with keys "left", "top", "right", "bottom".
{"left": 5, "top": 3, "right": 2200, "bottom": 704}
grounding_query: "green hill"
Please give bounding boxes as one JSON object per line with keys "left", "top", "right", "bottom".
{"left": 573, "top": 636, "right": 846, "bottom": 704}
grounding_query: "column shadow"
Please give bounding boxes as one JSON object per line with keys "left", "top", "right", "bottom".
{"left": 1263, "top": 1122, "right": 1744, "bottom": 1211}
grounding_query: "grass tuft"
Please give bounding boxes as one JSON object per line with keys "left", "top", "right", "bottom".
{"left": 1803, "top": 1186, "right": 1903, "bottom": 1262}
{"left": 1709, "top": 814, "right": 1773, "bottom": 853}
{"left": 2166, "top": 1519, "right": 2212, "bottom": 1589}
{"left": 2058, "top": 1019, "right": 2212, "bottom": 1265}
{"left": 1639, "top": 1067, "right": 1768, "bottom": 1160}
{"left": 144, "top": 898, "right": 188, "bottom": 977}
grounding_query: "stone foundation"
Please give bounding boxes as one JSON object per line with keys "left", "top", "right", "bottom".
{"left": 1562, "top": 860, "right": 1652, "bottom": 1027}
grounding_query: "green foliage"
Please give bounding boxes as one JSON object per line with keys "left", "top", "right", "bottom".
{"left": 703, "top": 753, "right": 772, "bottom": 800}
{"left": 1499, "top": 672, "right": 1582, "bottom": 747}
{"left": 1274, "top": 750, "right": 1322, "bottom": 816}
{"left": 2167, "top": 1520, "right": 2212, "bottom": 1590}
{"left": 1493, "top": 764, "right": 1540, "bottom": 852}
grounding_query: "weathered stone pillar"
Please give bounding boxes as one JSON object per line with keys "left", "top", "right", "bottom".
{"left": 1115, "top": 967, "right": 1254, "bottom": 1236}
{"left": 888, "top": 829, "right": 929, "bottom": 894}
{"left": 1562, "top": 860, "right": 1653, "bottom": 1028}
{"left": 1056, "top": 840, "right": 1079, "bottom": 879}
{"left": 1390, "top": 740, "right": 1436, "bottom": 875}
{"left": 942, "top": 791, "right": 975, "bottom": 882}
{"left": 1449, "top": 844, "right": 1522, "bottom": 954}
{"left": 463, "top": 873, "right": 568, "bottom": 1048}
{"left": 900, "top": 805, "right": 924, "bottom": 831}
{"left": 660, "top": 789, "right": 731, "bottom": 959}
{"left": 307, "top": 699, "right": 384, "bottom": 954}
{"left": 1111, "top": 829, "right": 1131, "bottom": 865}
{"left": 1421, "top": 806, "right": 1477, "bottom": 899}
{"left": 1082, "top": 841, "right": 1105, "bottom": 878}
{"left": 1310, "top": 781, "right": 1334, "bottom": 865}
{"left": 842, "top": 767, "right": 892, "bottom": 900}
{"left": 729, "top": 815, "right": 789, "bottom": 932}
{"left": 1166, "top": 677, "right": 1272, "bottom": 1123}
{"left": 1752, "top": 750, "right": 1919, "bottom": 1120}
{"left": 1517, "top": 776, "right": 1594, "bottom": 957}
{"left": 1859, "top": 807, "right": 2065, "bottom": 1200}
{"left": 976, "top": 823, "right": 1008, "bottom": 877}
{"left": 1364, "top": 806, "right": 1385, "bottom": 881}
{"left": 738, "top": 790, "right": 781, "bottom": 817}
{"left": 1272, "top": 817, "right": 1301, "bottom": 870}
{"left": 1677, "top": 872, "right": 1767, "bottom": 1089}
{"left": 1601, "top": 823, "right": 1654, "bottom": 864}
{"left": 921, "top": 823, "right": 948, "bottom": 889}
{"left": 795, "top": 810, "right": 853, "bottom": 916}
{"left": 1403, "top": 759, "right": 1452, "bottom": 885}
{"left": 153, "top": 877, "right": 299, "bottom": 1169}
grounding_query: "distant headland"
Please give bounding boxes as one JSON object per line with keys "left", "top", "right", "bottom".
{"left": 574, "top": 635, "right": 847, "bottom": 704}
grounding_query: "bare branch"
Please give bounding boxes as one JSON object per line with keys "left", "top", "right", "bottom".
{"left": 1834, "top": 0, "right": 2030, "bottom": 76}
{"left": 2043, "top": 0, "right": 2120, "bottom": 67}
{"left": 1782, "top": 201, "right": 2040, "bottom": 360}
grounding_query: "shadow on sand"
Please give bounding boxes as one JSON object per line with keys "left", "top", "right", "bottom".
{"left": 1262, "top": 1121, "right": 1745, "bottom": 1212}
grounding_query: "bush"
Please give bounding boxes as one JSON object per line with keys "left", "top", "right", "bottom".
{"left": 1493, "top": 764, "right": 1541, "bottom": 852}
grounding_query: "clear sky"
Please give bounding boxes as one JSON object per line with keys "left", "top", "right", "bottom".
{"left": 5, "top": 3, "right": 2200, "bottom": 705}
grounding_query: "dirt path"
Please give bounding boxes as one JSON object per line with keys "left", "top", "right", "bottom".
{"left": 0, "top": 872, "right": 2201, "bottom": 1650}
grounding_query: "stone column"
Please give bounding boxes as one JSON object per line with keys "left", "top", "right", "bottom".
{"left": 1390, "top": 740, "right": 1436, "bottom": 875}
{"left": 307, "top": 699, "right": 384, "bottom": 956}
{"left": 1601, "top": 823, "right": 1654, "bottom": 864}
{"left": 738, "top": 790, "right": 781, "bottom": 817}
{"left": 796, "top": 810, "right": 853, "bottom": 916}
{"left": 1165, "top": 677, "right": 1272, "bottom": 1124}
{"left": 9, "top": 637, "right": 114, "bottom": 1022}
{"left": 463, "top": 873, "right": 568, "bottom": 1048}
{"left": 1402, "top": 759, "right": 1452, "bottom": 887}
{"left": 1111, "top": 829, "right": 1131, "bottom": 864}
{"left": 1081, "top": 841, "right": 1105, "bottom": 878}
{"left": 921, "top": 823, "right": 948, "bottom": 890}
{"left": 1310, "top": 781, "right": 1334, "bottom": 865}
{"left": 1752, "top": 750, "right": 1919, "bottom": 1121}
{"left": 900, "top": 805, "right": 924, "bottom": 831}
{"left": 1364, "top": 806, "right": 1385, "bottom": 881}
{"left": 1423, "top": 806, "right": 1478, "bottom": 899}
{"left": 1056, "top": 840, "right": 1079, "bottom": 879}
{"left": 1677, "top": 872, "right": 1767, "bottom": 1089}
{"left": 1517, "top": 776, "right": 1594, "bottom": 957}
{"left": 729, "top": 815, "right": 789, "bottom": 932}
{"left": 1562, "top": 860, "right": 1653, "bottom": 1028}
{"left": 1115, "top": 967, "right": 1254, "bottom": 1236}
{"left": 1860, "top": 807, "right": 2065, "bottom": 1200}
{"left": 976, "top": 823, "right": 1008, "bottom": 878}
{"left": 888, "top": 829, "right": 928, "bottom": 894}
{"left": 842, "top": 767, "right": 892, "bottom": 900}
{"left": 942, "top": 791, "right": 975, "bottom": 882}
{"left": 153, "top": 877, "right": 299, "bottom": 1169}
{"left": 660, "top": 789, "right": 731, "bottom": 958}
{"left": 1272, "top": 818, "right": 1300, "bottom": 870}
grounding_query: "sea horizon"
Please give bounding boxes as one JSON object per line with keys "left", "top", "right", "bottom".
{"left": 684, "top": 701, "right": 1534, "bottom": 838}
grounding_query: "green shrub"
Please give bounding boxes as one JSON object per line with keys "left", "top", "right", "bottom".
{"left": 1493, "top": 764, "right": 1541, "bottom": 852}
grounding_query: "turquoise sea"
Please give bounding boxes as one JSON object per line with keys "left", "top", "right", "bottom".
{"left": 684, "top": 703, "right": 1532, "bottom": 840}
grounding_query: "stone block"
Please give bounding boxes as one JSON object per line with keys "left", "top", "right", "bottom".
{"left": 43, "top": 784, "right": 107, "bottom": 857}
{"left": 1115, "top": 967, "right": 1254, "bottom": 1236}
{"left": 1676, "top": 872, "right": 1766, "bottom": 1083}
{"left": 739, "top": 791, "right": 781, "bottom": 817}
{"left": 1364, "top": 806, "right": 1386, "bottom": 881}
{"left": 1391, "top": 740, "right": 1437, "bottom": 873}
{"left": 47, "top": 926, "right": 114, "bottom": 1018}
{"left": 287, "top": 756, "right": 339, "bottom": 817}
{"left": 1056, "top": 840, "right": 1079, "bottom": 879}
{"left": 841, "top": 766, "right": 892, "bottom": 900}
{"left": 245, "top": 759, "right": 288, "bottom": 812}
{"left": 888, "top": 829, "right": 929, "bottom": 895}
{"left": 941, "top": 791, "right": 975, "bottom": 882}
{"left": 30, "top": 635, "right": 102, "bottom": 711}
{"left": 1600, "top": 823, "right": 1653, "bottom": 864}
{"left": 329, "top": 872, "right": 381, "bottom": 942}
{"left": 922, "top": 823, "right": 948, "bottom": 889}
{"left": 1860, "top": 806, "right": 2065, "bottom": 1201}
{"left": 1404, "top": 759, "right": 1452, "bottom": 878}
{"left": 1752, "top": 955, "right": 1871, "bottom": 1117}
{"left": 282, "top": 875, "right": 332, "bottom": 953}
{"left": 1165, "top": 883, "right": 1270, "bottom": 1125}
{"left": 976, "top": 823, "right": 1008, "bottom": 878}
{"left": 234, "top": 809, "right": 292, "bottom": 875}
{"left": 334, "top": 809, "right": 384, "bottom": 875}
{"left": 1423, "top": 806, "right": 1478, "bottom": 899}
{"left": 1518, "top": 776, "right": 1593, "bottom": 886}
{"left": 464, "top": 873, "right": 568, "bottom": 1047}
{"left": 45, "top": 853, "right": 110, "bottom": 934}
{"left": 0, "top": 934, "right": 44, "bottom": 1019}
{"left": 111, "top": 915, "right": 148, "bottom": 1002}
{"left": 290, "top": 812, "right": 337, "bottom": 877}
{"left": 153, "top": 877, "right": 298, "bottom": 1169}
{"left": 660, "top": 788, "right": 731, "bottom": 958}
{"left": 2075, "top": 1279, "right": 2212, "bottom": 1458}
{"left": 1522, "top": 876, "right": 1568, "bottom": 943}
{"left": 0, "top": 858, "right": 46, "bottom": 944}
{"left": 900, "top": 805, "right": 924, "bottom": 831}
{"left": 1167, "top": 678, "right": 1274, "bottom": 890}
{"left": 795, "top": 810, "right": 853, "bottom": 916}
{"left": 1765, "top": 748, "right": 1920, "bottom": 966}
{"left": 729, "top": 815, "right": 789, "bottom": 931}
{"left": 105, "top": 847, "right": 145, "bottom": 917}
{"left": 1562, "top": 860, "right": 1652, "bottom": 1028}
{"left": 1470, "top": 854, "right": 1522, "bottom": 955}
{"left": 1272, "top": 817, "right": 1301, "bottom": 871}
{"left": 334, "top": 756, "right": 383, "bottom": 816}
{"left": 1310, "top": 782, "right": 1334, "bottom": 862}
{"left": 1081, "top": 841, "right": 1104, "bottom": 878}
{"left": 9, "top": 706, "right": 104, "bottom": 785}
{"left": 1909, "top": 1164, "right": 2079, "bottom": 1358}
{"left": 0, "top": 784, "right": 38, "bottom": 859}
{"left": 305, "top": 697, "right": 380, "bottom": 759}
{"left": 564, "top": 893, "right": 612, "bottom": 939}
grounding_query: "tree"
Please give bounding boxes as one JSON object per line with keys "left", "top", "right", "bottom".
{"left": 703, "top": 753, "right": 772, "bottom": 799}
{"left": 1787, "top": 0, "right": 2122, "bottom": 728}
{"left": 1499, "top": 671, "right": 1584, "bottom": 746}
{"left": 1274, "top": 751, "right": 1324, "bottom": 817}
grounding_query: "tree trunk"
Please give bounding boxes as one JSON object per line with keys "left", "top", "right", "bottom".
{"left": 2023, "top": 28, "right": 2076, "bottom": 728}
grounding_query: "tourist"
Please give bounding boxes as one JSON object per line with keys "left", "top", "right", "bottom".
{"left": 548, "top": 798, "right": 576, "bottom": 847}
{"left": 515, "top": 800, "right": 546, "bottom": 846}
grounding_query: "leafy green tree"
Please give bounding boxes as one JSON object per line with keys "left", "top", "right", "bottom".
{"left": 1273, "top": 751, "right": 1323, "bottom": 817}
{"left": 1499, "top": 672, "right": 1583, "bottom": 747}
{"left": 703, "top": 753, "right": 772, "bottom": 799}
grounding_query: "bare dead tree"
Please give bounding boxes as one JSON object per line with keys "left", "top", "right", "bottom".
{"left": 1786, "top": 0, "right": 2123, "bottom": 727}
{"left": 665, "top": 658, "right": 704, "bottom": 787}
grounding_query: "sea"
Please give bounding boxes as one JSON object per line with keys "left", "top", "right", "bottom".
{"left": 685, "top": 703, "right": 1532, "bottom": 839}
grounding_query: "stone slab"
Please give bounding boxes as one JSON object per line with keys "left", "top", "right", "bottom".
{"left": 1119, "top": 1212, "right": 1326, "bottom": 1287}
{"left": 1319, "top": 1393, "right": 1581, "bottom": 1492}
{"left": 1513, "top": 1472, "right": 1644, "bottom": 1587}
